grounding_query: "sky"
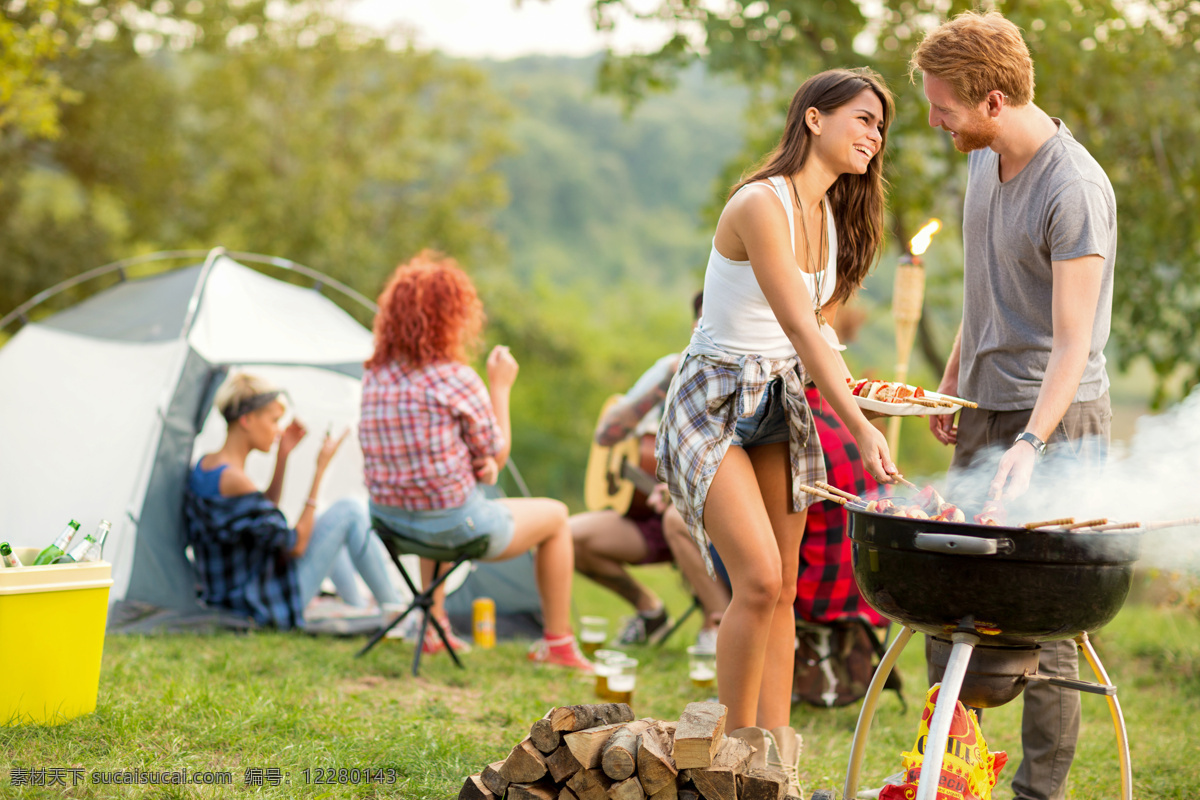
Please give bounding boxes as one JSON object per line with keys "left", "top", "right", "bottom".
{"left": 342, "top": 0, "right": 676, "bottom": 59}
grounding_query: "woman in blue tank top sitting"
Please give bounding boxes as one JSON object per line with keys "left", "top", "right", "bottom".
{"left": 655, "top": 68, "right": 900, "bottom": 795}
{"left": 184, "top": 373, "right": 401, "bottom": 630}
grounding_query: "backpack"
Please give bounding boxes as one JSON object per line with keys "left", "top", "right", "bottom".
{"left": 793, "top": 619, "right": 905, "bottom": 709}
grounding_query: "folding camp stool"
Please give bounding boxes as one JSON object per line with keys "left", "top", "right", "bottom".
{"left": 355, "top": 518, "right": 489, "bottom": 677}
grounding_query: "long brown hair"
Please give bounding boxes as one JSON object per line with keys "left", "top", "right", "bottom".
{"left": 733, "top": 68, "right": 894, "bottom": 308}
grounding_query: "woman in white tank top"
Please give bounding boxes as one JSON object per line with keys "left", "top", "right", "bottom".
{"left": 655, "top": 69, "right": 899, "bottom": 787}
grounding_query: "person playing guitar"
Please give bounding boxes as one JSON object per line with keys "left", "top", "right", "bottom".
{"left": 571, "top": 292, "right": 730, "bottom": 648}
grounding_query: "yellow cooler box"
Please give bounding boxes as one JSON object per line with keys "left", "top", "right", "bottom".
{"left": 0, "top": 547, "right": 113, "bottom": 726}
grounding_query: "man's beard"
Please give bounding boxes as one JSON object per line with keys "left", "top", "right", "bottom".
{"left": 950, "top": 115, "right": 999, "bottom": 153}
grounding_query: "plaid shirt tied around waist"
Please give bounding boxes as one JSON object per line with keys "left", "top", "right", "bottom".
{"left": 183, "top": 487, "right": 303, "bottom": 630}
{"left": 655, "top": 327, "right": 827, "bottom": 577}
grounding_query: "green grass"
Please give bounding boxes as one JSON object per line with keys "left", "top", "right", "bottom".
{"left": 3, "top": 568, "right": 1199, "bottom": 799}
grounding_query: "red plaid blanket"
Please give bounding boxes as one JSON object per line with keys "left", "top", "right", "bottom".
{"left": 795, "top": 386, "right": 886, "bottom": 626}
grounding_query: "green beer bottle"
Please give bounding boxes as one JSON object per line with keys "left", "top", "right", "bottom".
{"left": 1, "top": 542, "right": 23, "bottom": 568}
{"left": 32, "top": 520, "right": 81, "bottom": 566}
{"left": 52, "top": 519, "right": 111, "bottom": 564}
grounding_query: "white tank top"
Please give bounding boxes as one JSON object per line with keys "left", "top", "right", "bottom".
{"left": 699, "top": 175, "right": 839, "bottom": 358}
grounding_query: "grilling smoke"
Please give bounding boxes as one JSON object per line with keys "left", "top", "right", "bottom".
{"left": 908, "top": 386, "right": 1200, "bottom": 568}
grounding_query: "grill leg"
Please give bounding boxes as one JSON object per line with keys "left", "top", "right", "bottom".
{"left": 843, "top": 625, "right": 914, "bottom": 800}
{"left": 1077, "top": 632, "right": 1132, "bottom": 800}
{"left": 915, "top": 631, "right": 979, "bottom": 800}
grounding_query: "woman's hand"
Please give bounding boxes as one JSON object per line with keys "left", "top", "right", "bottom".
{"left": 315, "top": 428, "right": 350, "bottom": 474}
{"left": 486, "top": 345, "right": 519, "bottom": 391}
{"left": 472, "top": 455, "right": 500, "bottom": 486}
{"left": 850, "top": 420, "right": 899, "bottom": 484}
{"left": 279, "top": 419, "right": 306, "bottom": 456}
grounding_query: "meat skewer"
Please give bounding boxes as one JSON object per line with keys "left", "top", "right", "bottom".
{"left": 1024, "top": 517, "right": 1075, "bottom": 530}
{"left": 1138, "top": 516, "right": 1200, "bottom": 531}
{"left": 1062, "top": 518, "right": 1110, "bottom": 531}
{"left": 814, "top": 481, "right": 864, "bottom": 504}
{"left": 1087, "top": 521, "right": 1143, "bottom": 532}
{"left": 798, "top": 484, "right": 849, "bottom": 506}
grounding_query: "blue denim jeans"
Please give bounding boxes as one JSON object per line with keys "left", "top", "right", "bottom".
{"left": 730, "top": 377, "right": 791, "bottom": 448}
{"left": 294, "top": 498, "right": 400, "bottom": 609}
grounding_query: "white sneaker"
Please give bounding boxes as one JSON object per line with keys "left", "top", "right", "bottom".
{"left": 695, "top": 626, "right": 718, "bottom": 653}
{"left": 380, "top": 605, "right": 420, "bottom": 641}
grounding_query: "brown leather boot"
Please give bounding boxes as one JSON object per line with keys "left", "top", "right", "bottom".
{"left": 769, "top": 725, "right": 803, "bottom": 799}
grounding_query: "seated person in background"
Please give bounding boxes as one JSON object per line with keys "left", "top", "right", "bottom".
{"left": 359, "top": 249, "right": 592, "bottom": 671}
{"left": 184, "top": 373, "right": 402, "bottom": 630}
{"left": 571, "top": 291, "right": 731, "bottom": 649}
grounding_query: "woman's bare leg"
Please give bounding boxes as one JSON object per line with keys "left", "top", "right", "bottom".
{"left": 747, "top": 441, "right": 807, "bottom": 729}
{"left": 702, "top": 444, "right": 784, "bottom": 731}
{"left": 494, "top": 497, "right": 574, "bottom": 636}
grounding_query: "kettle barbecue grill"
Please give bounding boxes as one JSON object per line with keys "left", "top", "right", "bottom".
{"left": 840, "top": 504, "right": 1142, "bottom": 800}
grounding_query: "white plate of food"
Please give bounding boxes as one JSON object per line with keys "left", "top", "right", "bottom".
{"left": 847, "top": 378, "right": 976, "bottom": 416}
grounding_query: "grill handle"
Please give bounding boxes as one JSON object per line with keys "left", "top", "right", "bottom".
{"left": 1025, "top": 672, "right": 1117, "bottom": 696}
{"left": 914, "top": 533, "right": 1014, "bottom": 556}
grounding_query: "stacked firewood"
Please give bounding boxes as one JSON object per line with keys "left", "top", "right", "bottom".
{"left": 459, "top": 701, "right": 792, "bottom": 800}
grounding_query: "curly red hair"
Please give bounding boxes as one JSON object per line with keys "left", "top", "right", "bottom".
{"left": 366, "top": 250, "right": 485, "bottom": 370}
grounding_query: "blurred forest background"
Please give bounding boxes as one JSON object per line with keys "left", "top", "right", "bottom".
{"left": 2, "top": 0, "right": 1198, "bottom": 507}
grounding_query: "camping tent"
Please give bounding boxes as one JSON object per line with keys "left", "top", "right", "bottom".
{"left": 0, "top": 248, "right": 383, "bottom": 613}
{"left": 0, "top": 247, "right": 542, "bottom": 633}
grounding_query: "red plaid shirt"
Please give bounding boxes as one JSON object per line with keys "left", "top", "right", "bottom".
{"left": 360, "top": 360, "right": 504, "bottom": 511}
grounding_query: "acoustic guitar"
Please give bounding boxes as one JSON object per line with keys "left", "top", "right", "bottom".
{"left": 583, "top": 394, "right": 661, "bottom": 517}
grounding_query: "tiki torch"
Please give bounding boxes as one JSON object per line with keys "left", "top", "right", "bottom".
{"left": 886, "top": 218, "right": 941, "bottom": 456}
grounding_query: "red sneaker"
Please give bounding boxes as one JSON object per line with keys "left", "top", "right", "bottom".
{"left": 528, "top": 634, "right": 594, "bottom": 673}
{"left": 422, "top": 617, "right": 472, "bottom": 655}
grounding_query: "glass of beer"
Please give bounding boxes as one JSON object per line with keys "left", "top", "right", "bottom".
{"left": 607, "top": 656, "right": 638, "bottom": 705}
{"left": 580, "top": 616, "right": 608, "bottom": 656}
{"left": 688, "top": 645, "right": 717, "bottom": 689}
{"left": 592, "top": 649, "right": 622, "bottom": 700}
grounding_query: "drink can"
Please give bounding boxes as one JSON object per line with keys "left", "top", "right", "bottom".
{"left": 472, "top": 597, "right": 496, "bottom": 648}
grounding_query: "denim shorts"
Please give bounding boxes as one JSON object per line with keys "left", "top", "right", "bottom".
{"left": 730, "top": 378, "right": 791, "bottom": 448}
{"left": 369, "top": 488, "right": 516, "bottom": 561}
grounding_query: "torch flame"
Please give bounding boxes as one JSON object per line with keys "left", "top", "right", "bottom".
{"left": 909, "top": 218, "right": 942, "bottom": 256}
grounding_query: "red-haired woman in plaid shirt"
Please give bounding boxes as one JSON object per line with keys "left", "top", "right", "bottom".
{"left": 359, "top": 251, "right": 591, "bottom": 672}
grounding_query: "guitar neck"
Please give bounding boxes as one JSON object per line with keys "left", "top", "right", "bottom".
{"left": 621, "top": 460, "right": 660, "bottom": 497}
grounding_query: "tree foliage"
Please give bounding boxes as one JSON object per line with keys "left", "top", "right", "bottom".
{"left": 0, "top": 0, "right": 510, "bottom": 318}
{"left": 593, "top": 0, "right": 1200, "bottom": 404}
{"left": 0, "top": 0, "right": 83, "bottom": 139}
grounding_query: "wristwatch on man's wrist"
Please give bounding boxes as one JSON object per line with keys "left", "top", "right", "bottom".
{"left": 1014, "top": 431, "right": 1047, "bottom": 458}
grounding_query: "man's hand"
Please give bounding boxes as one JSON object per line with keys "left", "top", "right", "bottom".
{"left": 472, "top": 455, "right": 500, "bottom": 486}
{"left": 929, "top": 371, "right": 960, "bottom": 445}
{"left": 930, "top": 410, "right": 959, "bottom": 445}
{"left": 646, "top": 483, "right": 672, "bottom": 514}
{"left": 990, "top": 441, "right": 1037, "bottom": 501}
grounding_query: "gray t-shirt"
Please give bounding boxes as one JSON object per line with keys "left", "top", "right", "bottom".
{"left": 960, "top": 120, "right": 1117, "bottom": 410}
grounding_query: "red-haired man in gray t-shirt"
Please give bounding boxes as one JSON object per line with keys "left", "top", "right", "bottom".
{"left": 909, "top": 11, "right": 1117, "bottom": 800}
